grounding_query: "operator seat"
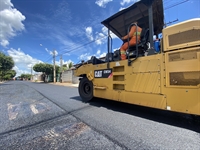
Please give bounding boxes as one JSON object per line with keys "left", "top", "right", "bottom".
{"left": 127, "top": 28, "right": 149, "bottom": 58}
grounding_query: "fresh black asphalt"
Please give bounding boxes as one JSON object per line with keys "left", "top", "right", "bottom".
{"left": 0, "top": 81, "right": 199, "bottom": 149}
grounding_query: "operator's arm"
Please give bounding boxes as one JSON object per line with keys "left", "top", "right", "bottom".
{"left": 122, "top": 26, "right": 136, "bottom": 40}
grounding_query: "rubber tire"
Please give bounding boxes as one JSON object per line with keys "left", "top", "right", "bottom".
{"left": 78, "top": 77, "right": 93, "bottom": 102}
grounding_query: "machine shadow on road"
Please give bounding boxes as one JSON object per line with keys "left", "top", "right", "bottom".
{"left": 70, "top": 96, "right": 83, "bottom": 101}
{"left": 70, "top": 96, "right": 200, "bottom": 133}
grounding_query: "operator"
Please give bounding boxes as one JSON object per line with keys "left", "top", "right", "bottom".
{"left": 120, "top": 22, "right": 142, "bottom": 60}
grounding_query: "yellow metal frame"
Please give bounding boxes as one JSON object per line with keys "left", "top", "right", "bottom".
{"left": 75, "top": 19, "right": 200, "bottom": 116}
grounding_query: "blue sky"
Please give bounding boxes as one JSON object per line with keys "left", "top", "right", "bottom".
{"left": 0, "top": 0, "right": 199, "bottom": 76}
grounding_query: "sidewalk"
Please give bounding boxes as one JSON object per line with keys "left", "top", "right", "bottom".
{"left": 49, "top": 82, "right": 79, "bottom": 87}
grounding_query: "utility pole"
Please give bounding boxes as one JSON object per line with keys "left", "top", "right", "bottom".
{"left": 31, "top": 65, "right": 33, "bottom": 81}
{"left": 53, "top": 50, "right": 56, "bottom": 83}
{"left": 60, "top": 54, "right": 63, "bottom": 83}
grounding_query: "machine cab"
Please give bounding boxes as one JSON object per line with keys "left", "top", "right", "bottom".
{"left": 100, "top": 0, "right": 165, "bottom": 65}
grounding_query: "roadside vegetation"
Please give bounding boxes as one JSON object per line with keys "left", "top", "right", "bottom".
{"left": 62, "top": 62, "right": 73, "bottom": 71}
{"left": 33, "top": 62, "right": 73, "bottom": 82}
{"left": 20, "top": 74, "right": 32, "bottom": 80}
{"left": 33, "top": 63, "right": 60, "bottom": 82}
{"left": 0, "top": 52, "right": 16, "bottom": 81}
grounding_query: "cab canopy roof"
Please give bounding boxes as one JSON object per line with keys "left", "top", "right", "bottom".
{"left": 101, "top": 0, "right": 164, "bottom": 38}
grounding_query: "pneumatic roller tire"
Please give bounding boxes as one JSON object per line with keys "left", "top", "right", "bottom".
{"left": 78, "top": 77, "right": 93, "bottom": 102}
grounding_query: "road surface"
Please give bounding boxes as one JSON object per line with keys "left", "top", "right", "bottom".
{"left": 0, "top": 81, "right": 199, "bottom": 149}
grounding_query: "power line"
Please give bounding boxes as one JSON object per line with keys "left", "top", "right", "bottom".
{"left": 58, "top": 37, "right": 96, "bottom": 54}
{"left": 45, "top": 0, "right": 189, "bottom": 63}
{"left": 164, "top": 0, "right": 189, "bottom": 10}
{"left": 44, "top": 34, "right": 107, "bottom": 63}
{"left": 45, "top": 55, "right": 54, "bottom": 63}
{"left": 61, "top": 35, "right": 107, "bottom": 55}
{"left": 45, "top": 35, "right": 108, "bottom": 63}
{"left": 61, "top": 34, "right": 107, "bottom": 55}
{"left": 55, "top": 1, "right": 189, "bottom": 59}
{"left": 163, "top": 0, "right": 171, "bottom": 5}
{"left": 164, "top": 19, "right": 179, "bottom": 26}
{"left": 45, "top": 35, "right": 107, "bottom": 62}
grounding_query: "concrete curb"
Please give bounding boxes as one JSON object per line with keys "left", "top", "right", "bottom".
{"left": 48, "top": 82, "right": 79, "bottom": 87}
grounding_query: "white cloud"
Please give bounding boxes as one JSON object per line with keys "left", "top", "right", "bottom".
{"left": 63, "top": 59, "right": 73, "bottom": 65}
{"left": 78, "top": 50, "right": 107, "bottom": 61}
{"left": 96, "top": 49, "right": 101, "bottom": 55}
{"left": 95, "top": 26, "right": 107, "bottom": 45}
{"left": 95, "top": 33, "right": 106, "bottom": 45}
{"left": 96, "top": 50, "right": 107, "bottom": 58}
{"left": 55, "top": 59, "right": 73, "bottom": 67}
{"left": 13, "top": 66, "right": 30, "bottom": 77}
{"left": 45, "top": 48, "right": 49, "bottom": 52}
{"left": 55, "top": 50, "right": 58, "bottom": 56}
{"left": 102, "top": 26, "right": 117, "bottom": 39}
{"left": 0, "top": 0, "right": 13, "bottom": 10}
{"left": 95, "top": 0, "right": 113, "bottom": 8}
{"left": 100, "top": 52, "right": 106, "bottom": 58}
{"left": 63, "top": 53, "right": 70, "bottom": 56}
{"left": 85, "top": 27, "right": 94, "bottom": 41}
{"left": 50, "top": 50, "right": 58, "bottom": 56}
{"left": 95, "top": 26, "right": 118, "bottom": 45}
{"left": 7, "top": 48, "right": 42, "bottom": 76}
{"left": 45, "top": 48, "right": 58, "bottom": 56}
{"left": 55, "top": 60, "right": 60, "bottom": 66}
{"left": 119, "top": 3, "right": 133, "bottom": 10}
{"left": 119, "top": 7, "right": 126, "bottom": 11}
{"left": 120, "top": 0, "right": 140, "bottom": 6}
{"left": 62, "top": 59, "right": 74, "bottom": 68}
{"left": 102, "top": 26, "right": 107, "bottom": 34}
{"left": 86, "top": 27, "right": 92, "bottom": 34}
{"left": 110, "top": 32, "right": 118, "bottom": 39}
{"left": 0, "top": 39, "right": 9, "bottom": 47}
{"left": 0, "top": 0, "right": 26, "bottom": 47}
{"left": 78, "top": 53, "right": 92, "bottom": 61}
{"left": 113, "top": 47, "right": 120, "bottom": 51}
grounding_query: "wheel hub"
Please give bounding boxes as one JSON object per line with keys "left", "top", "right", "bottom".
{"left": 84, "top": 83, "right": 90, "bottom": 94}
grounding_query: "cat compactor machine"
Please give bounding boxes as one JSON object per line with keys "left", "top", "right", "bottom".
{"left": 74, "top": 0, "right": 200, "bottom": 116}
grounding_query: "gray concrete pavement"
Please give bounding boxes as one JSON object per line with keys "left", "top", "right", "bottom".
{"left": 0, "top": 81, "right": 200, "bottom": 149}
{"left": 48, "top": 81, "right": 79, "bottom": 87}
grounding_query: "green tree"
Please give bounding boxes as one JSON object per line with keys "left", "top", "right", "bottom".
{"left": 61, "top": 62, "right": 73, "bottom": 72}
{"left": 33, "top": 63, "right": 60, "bottom": 82}
{"left": 68, "top": 62, "right": 73, "bottom": 69}
{"left": 33, "top": 63, "right": 48, "bottom": 82}
{"left": 0, "top": 52, "right": 15, "bottom": 81}
{"left": 63, "top": 64, "right": 67, "bottom": 68}
{"left": 61, "top": 64, "right": 68, "bottom": 72}
{"left": 33, "top": 63, "right": 46, "bottom": 73}
{"left": 2, "top": 70, "right": 16, "bottom": 80}
{"left": 20, "top": 73, "right": 32, "bottom": 80}
{"left": 44, "top": 64, "right": 53, "bottom": 75}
